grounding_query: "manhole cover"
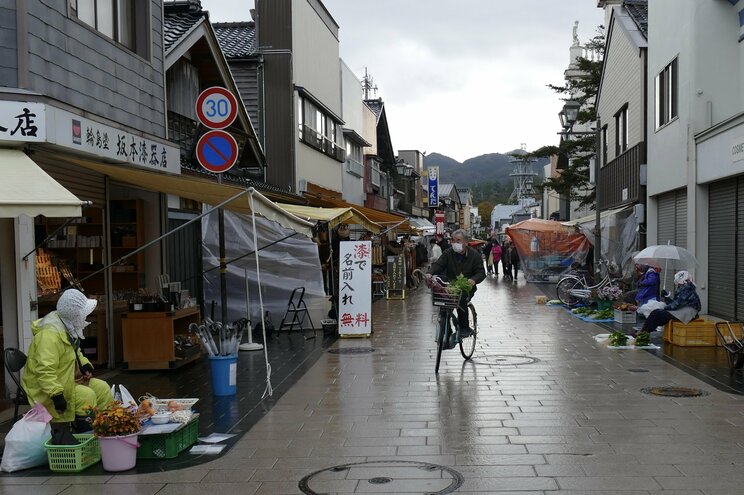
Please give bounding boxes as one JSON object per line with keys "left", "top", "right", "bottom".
{"left": 368, "top": 477, "right": 392, "bottom": 484}
{"left": 328, "top": 347, "right": 376, "bottom": 354}
{"left": 641, "top": 386, "right": 709, "bottom": 397}
{"left": 471, "top": 355, "right": 538, "bottom": 366}
{"left": 627, "top": 368, "right": 649, "bottom": 372}
{"left": 298, "top": 460, "right": 464, "bottom": 495}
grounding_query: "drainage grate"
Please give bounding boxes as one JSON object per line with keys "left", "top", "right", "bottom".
{"left": 298, "top": 460, "right": 464, "bottom": 495}
{"left": 641, "top": 386, "right": 710, "bottom": 397}
{"left": 627, "top": 368, "right": 649, "bottom": 373}
{"left": 471, "top": 355, "right": 538, "bottom": 366}
{"left": 328, "top": 347, "right": 376, "bottom": 355}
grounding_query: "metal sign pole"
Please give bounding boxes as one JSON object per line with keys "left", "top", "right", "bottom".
{"left": 218, "top": 174, "right": 228, "bottom": 325}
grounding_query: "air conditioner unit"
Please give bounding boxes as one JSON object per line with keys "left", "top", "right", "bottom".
{"left": 298, "top": 179, "right": 307, "bottom": 194}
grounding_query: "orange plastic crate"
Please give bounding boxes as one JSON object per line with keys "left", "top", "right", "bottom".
{"left": 664, "top": 319, "right": 717, "bottom": 346}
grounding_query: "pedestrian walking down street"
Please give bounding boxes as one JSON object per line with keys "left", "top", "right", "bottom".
{"left": 501, "top": 240, "right": 513, "bottom": 280}
{"left": 511, "top": 241, "right": 520, "bottom": 280}
{"left": 491, "top": 240, "right": 502, "bottom": 277}
{"left": 482, "top": 237, "right": 494, "bottom": 275}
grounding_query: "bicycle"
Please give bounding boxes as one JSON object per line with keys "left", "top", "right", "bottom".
{"left": 426, "top": 276, "right": 478, "bottom": 374}
{"left": 555, "top": 259, "right": 622, "bottom": 307}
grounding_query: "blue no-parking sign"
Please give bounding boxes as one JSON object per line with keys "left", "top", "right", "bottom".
{"left": 196, "top": 130, "right": 239, "bottom": 174}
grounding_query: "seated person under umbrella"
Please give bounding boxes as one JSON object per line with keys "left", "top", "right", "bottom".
{"left": 633, "top": 270, "right": 701, "bottom": 336}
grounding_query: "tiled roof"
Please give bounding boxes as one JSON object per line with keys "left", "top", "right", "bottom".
{"left": 163, "top": 1, "right": 206, "bottom": 52}
{"left": 439, "top": 183, "right": 455, "bottom": 197}
{"left": 180, "top": 159, "right": 302, "bottom": 198}
{"left": 624, "top": 0, "right": 648, "bottom": 37}
{"left": 364, "top": 99, "right": 383, "bottom": 120}
{"left": 213, "top": 22, "right": 257, "bottom": 59}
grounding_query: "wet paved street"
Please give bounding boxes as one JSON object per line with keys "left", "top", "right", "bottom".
{"left": 5, "top": 275, "right": 744, "bottom": 494}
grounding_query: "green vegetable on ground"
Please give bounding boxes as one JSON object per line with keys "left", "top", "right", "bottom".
{"left": 609, "top": 331, "right": 629, "bottom": 347}
{"left": 634, "top": 332, "right": 651, "bottom": 347}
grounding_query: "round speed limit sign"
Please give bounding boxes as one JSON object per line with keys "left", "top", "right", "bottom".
{"left": 195, "top": 87, "right": 239, "bottom": 129}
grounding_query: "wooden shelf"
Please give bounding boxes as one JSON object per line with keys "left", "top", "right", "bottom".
{"left": 122, "top": 307, "right": 202, "bottom": 370}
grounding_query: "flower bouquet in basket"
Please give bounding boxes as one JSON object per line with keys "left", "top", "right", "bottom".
{"left": 85, "top": 401, "right": 141, "bottom": 472}
{"left": 596, "top": 285, "right": 623, "bottom": 301}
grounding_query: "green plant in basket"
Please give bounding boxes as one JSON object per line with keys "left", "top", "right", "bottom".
{"left": 608, "top": 331, "right": 629, "bottom": 347}
{"left": 86, "top": 401, "right": 141, "bottom": 437}
{"left": 446, "top": 274, "right": 473, "bottom": 297}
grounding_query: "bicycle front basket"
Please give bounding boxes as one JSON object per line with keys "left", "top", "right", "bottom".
{"left": 432, "top": 288, "right": 460, "bottom": 309}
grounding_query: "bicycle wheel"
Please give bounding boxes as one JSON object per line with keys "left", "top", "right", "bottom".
{"left": 556, "top": 277, "right": 582, "bottom": 306}
{"left": 459, "top": 303, "right": 478, "bottom": 359}
{"left": 435, "top": 310, "right": 448, "bottom": 374}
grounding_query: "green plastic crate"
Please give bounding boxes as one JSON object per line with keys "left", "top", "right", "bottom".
{"left": 44, "top": 434, "right": 101, "bottom": 472}
{"left": 137, "top": 416, "right": 199, "bottom": 459}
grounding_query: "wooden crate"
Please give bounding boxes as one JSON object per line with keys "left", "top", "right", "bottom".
{"left": 664, "top": 318, "right": 717, "bottom": 347}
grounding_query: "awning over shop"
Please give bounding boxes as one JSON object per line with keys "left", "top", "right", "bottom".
{"left": 62, "top": 156, "right": 314, "bottom": 237}
{"left": 0, "top": 149, "right": 86, "bottom": 218}
{"left": 408, "top": 217, "right": 436, "bottom": 234}
{"left": 276, "top": 204, "right": 381, "bottom": 233}
{"left": 560, "top": 206, "right": 631, "bottom": 227}
{"left": 304, "top": 194, "right": 411, "bottom": 232}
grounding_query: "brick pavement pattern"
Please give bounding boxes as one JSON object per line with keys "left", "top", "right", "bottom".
{"left": 3, "top": 276, "right": 744, "bottom": 494}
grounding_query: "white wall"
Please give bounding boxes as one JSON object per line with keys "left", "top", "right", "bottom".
{"left": 341, "top": 61, "right": 365, "bottom": 205}
{"left": 292, "top": 0, "right": 342, "bottom": 117}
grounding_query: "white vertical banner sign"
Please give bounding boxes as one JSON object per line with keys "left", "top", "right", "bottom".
{"left": 338, "top": 240, "right": 372, "bottom": 337}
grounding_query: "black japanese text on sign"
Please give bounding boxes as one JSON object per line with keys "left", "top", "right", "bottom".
{"left": 338, "top": 241, "right": 372, "bottom": 336}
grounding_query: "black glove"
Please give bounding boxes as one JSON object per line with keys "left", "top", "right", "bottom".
{"left": 51, "top": 393, "right": 67, "bottom": 413}
{"left": 81, "top": 363, "right": 94, "bottom": 375}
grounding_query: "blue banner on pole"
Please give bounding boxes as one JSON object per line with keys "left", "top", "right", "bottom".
{"left": 428, "top": 166, "right": 439, "bottom": 208}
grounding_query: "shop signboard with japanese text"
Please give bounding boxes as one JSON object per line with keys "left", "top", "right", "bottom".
{"left": 428, "top": 166, "right": 439, "bottom": 208}
{"left": 47, "top": 107, "right": 181, "bottom": 175}
{"left": 386, "top": 255, "right": 405, "bottom": 291}
{"left": 338, "top": 241, "right": 372, "bottom": 336}
{"left": 0, "top": 101, "right": 46, "bottom": 142}
{"left": 435, "top": 210, "right": 445, "bottom": 235}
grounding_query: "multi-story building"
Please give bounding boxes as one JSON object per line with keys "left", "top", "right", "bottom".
{"left": 456, "top": 187, "right": 473, "bottom": 235}
{"left": 340, "top": 62, "right": 372, "bottom": 206}
{"left": 397, "top": 150, "right": 426, "bottom": 218}
{"left": 253, "top": 0, "right": 345, "bottom": 194}
{"left": 646, "top": 0, "right": 744, "bottom": 318}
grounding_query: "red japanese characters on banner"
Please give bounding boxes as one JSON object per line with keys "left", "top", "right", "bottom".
{"left": 435, "top": 210, "right": 445, "bottom": 235}
{"left": 338, "top": 241, "right": 372, "bottom": 336}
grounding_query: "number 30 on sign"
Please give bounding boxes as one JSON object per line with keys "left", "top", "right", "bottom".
{"left": 195, "top": 87, "right": 238, "bottom": 130}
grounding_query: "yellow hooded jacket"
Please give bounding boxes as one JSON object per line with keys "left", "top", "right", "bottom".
{"left": 21, "top": 311, "right": 92, "bottom": 422}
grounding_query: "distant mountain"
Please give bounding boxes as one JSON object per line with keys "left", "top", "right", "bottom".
{"left": 424, "top": 151, "right": 547, "bottom": 187}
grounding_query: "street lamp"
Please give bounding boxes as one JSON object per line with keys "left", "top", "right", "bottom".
{"left": 395, "top": 162, "right": 414, "bottom": 177}
{"left": 558, "top": 99, "right": 602, "bottom": 274}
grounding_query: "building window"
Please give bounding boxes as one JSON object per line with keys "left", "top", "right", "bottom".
{"left": 601, "top": 125, "right": 608, "bottom": 165}
{"left": 614, "top": 105, "right": 628, "bottom": 155}
{"left": 298, "top": 96, "right": 345, "bottom": 161}
{"left": 70, "top": 0, "right": 146, "bottom": 56}
{"left": 345, "top": 141, "right": 363, "bottom": 177}
{"left": 655, "top": 58, "right": 678, "bottom": 129}
{"left": 368, "top": 158, "right": 381, "bottom": 188}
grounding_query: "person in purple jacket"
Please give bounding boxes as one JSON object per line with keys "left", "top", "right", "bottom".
{"left": 635, "top": 264, "right": 660, "bottom": 306}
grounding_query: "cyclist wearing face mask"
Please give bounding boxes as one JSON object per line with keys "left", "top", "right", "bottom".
{"left": 426, "top": 229, "right": 486, "bottom": 345}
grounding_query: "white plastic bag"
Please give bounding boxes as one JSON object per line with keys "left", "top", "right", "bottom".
{"left": 111, "top": 384, "right": 136, "bottom": 405}
{"left": 1, "top": 402, "right": 53, "bottom": 472}
{"left": 638, "top": 299, "right": 666, "bottom": 318}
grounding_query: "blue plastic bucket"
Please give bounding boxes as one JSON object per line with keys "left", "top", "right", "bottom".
{"left": 209, "top": 355, "right": 237, "bottom": 396}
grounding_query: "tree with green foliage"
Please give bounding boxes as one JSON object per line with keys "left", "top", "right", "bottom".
{"left": 526, "top": 27, "right": 605, "bottom": 211}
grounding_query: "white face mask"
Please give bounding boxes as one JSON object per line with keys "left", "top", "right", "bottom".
{"left": 452, "top": 242, "right": 464, "bottom": 253}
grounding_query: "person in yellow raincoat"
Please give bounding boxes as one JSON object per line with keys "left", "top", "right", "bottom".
{"left": 22, "top": 289, "right": 112, "bottom": 428}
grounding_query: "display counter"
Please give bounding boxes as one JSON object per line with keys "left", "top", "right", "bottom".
{"left": 122, "top": 306, "right": 201, "bottom": 370}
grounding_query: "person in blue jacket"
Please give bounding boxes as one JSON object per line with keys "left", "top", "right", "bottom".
{"left": 635, "top": 265, "right": 660, "bottom": 306}
{"left": 634, "top": 270, "right": 701, "bottom": 335}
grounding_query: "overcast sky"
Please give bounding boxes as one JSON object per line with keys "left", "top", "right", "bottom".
{"left": 201, "top": 1, "right": 604, "bottom": 162}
